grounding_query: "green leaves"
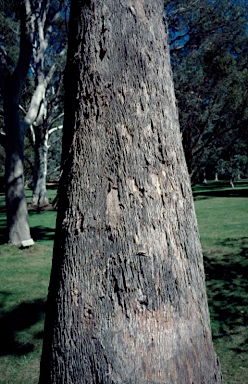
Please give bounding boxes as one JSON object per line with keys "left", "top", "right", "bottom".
{"left": 167, "top": 0, "right": 248, "bottom": 179}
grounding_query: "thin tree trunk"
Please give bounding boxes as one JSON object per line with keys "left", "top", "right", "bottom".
{"left": 4, "top": 83, "right": 32, "bottom": 244}
{"left": 31, "top": 126, "right": 49, "bottom": 206}
{"left": 39, "top": 1, "right": 222, "bottom": 383}
{"left": 182, "top": 125, "right": 194, "bottom": 176}
{"left": 203, "top": 171, "right": 208, "bottom": 184}
{"left": 0, "top": 0, "right": 34, "bottom": 245}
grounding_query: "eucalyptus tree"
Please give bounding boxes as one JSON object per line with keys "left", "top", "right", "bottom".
{"left": 0, "top": 0, "right": 67, "bottom": 240}
{"left": 20, "top": 0, "right": 67, "bottom": 206}
{"left": 39, "top": 1, "right": 222, "bottom": 382}
{"left": 167, "top": 0, "right": 248, "bottom": 178}
{"left": 0, "top": 0, "right": 35, "bottom": 245}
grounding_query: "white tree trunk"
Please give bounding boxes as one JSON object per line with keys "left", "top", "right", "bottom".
{"left": 4, "top": 97, "right": 32, "bottom": 244}
{"left": 203, "top": 171, "right": 208, "bottom": 184}
{"left": 31, "top": 126, "right": 49, "bottom": 206}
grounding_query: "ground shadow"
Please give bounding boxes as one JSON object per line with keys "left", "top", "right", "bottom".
{"left": 0, "top": 202, "right": 56, "bottom": 244}
{"left": 193, "top": 187, "right": 248, "bottom": 199}
{"left": 204, "top": 237, "right": 248, "bottom": 347}
{"left": 31, "top": 226, "right": 55, "bottom": 242}
{"left": 0, "top": 217, "right": 7, "bottom": 245}
{"left": 0, "top": 223, "right": 55, "bottom": 245}
{"left": 0, "top": 296, "right": 45, "bottom": 356}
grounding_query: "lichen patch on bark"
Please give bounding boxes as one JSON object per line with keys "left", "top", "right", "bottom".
{"left": 106, "top": 188, "right": 122, "bottom": 229}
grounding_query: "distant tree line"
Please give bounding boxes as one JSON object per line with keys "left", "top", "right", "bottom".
{"left": 167, "top": 0, "right": 248, "bottom": 183}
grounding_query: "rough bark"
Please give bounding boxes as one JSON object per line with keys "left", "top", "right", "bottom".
{"left": 39, "top": 1, "right": 223, "bottom": 383}
{"left": 0, "top": 0, "right": 34, "bottom": 245}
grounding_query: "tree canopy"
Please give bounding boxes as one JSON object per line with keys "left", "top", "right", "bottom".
{"left": 167, "top": 0, "right": 248, "bottom": 180}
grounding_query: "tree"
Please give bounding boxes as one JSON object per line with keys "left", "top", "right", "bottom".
{"left": 0, "top": 0, "right": 35, "bottom": 245}
{"left": 39, "top": 1, "right": 223, "bottom": 383}
{"left": 20, "top": 0, "right": 67, "bottom": 206}
{"left": 0, "top": 0, "right": 66, "bottom": 243}
{"left": 166, "top": 0, "right": 248, "bottom": 178}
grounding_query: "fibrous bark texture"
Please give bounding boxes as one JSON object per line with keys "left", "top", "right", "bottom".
{"left": 39, "top": 1, "right": 223, "bottom": 383}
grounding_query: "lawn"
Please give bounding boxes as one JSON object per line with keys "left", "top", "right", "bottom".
{"left": 193, "top": 180, "right": 248, "bottom": 383}
{"left": 0, "top": 188, "right": 56, "bottom": 384}
{"left": 0, "top": 181, "right": 247, "bottom": 383}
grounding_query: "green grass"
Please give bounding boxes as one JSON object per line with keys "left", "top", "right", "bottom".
{"left": 0, "top": 189, "right": 56, "bottom": 384}
{"left": 0, "top": 181, "right": 247, "bottom": 383}
{"left": 193, "top": 180, "right": 248, "bottom": 384}
{"left": 0, "top": 245, "right": 51, "bottom": 383}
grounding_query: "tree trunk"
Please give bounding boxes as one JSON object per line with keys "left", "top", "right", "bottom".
{"left": 0, "top": 0, "right": 34, "bottom": 245}
{"left": 182, "top": 126, "right": 194, "bottom": 177}
{"left": 39, "top": 1, "right": 222, "bottom": 383}
{"left": 31, "top": 125, "right": 49, "bottom": 206}
{"left": 203, "top": 171, "right": 208, "bottom": 185}
{"left": 4, "top": 82, "right": 32, "bottom": 244}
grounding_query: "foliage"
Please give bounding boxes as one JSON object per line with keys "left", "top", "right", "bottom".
{"left": 0, "top": 0, "right": 20, "bottom": 69}
{"left": 167, "top": 0, "right": 248, "bottom": 178}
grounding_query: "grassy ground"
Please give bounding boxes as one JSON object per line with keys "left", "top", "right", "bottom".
{"left": 193, "top": 180, "right": 248, "bottom": 383}
{"left": 0, "top": 181, "right": 247, "bottom": 383}
{"left": 0, "top": 189, "right": 56, "bottom": 384}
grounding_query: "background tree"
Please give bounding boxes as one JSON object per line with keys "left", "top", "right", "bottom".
{"left": 20, "top": 1, "right": 67, "bottom": 205}
{"left": 0, "top": 0, "right": 35, "bottom": 245}
{"left": 19, "top": 0, "right": 67, "bottom": 206}
{"left": 39, "top": 1, "right": 222, "bottom": 383}
{"left": 167, "top": 0, "right": 248, "bottom": 179}
{"left": 0, "top": 0, "right": 67, "bottom": 240}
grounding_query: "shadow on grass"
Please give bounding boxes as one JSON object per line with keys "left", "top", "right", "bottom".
{"left": 0, "top": 296, "right": 45, "bottom": 356}
{"left": 193, "top": 187, "right": 248, "bottom": 199}
{"left": 0, "top": 216, "right": 7, "bottom": 245}
{"left": 0, "top": 223, "right": 55, "bottom": 245}
{"left": 31, "top": 226, "right": 55, "bottom": 242}
{"left": 0, "top": 203, "right": 55, "bottom": 244}
{"left": 204, "top": 237, "right": 248, "bottom": 347}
